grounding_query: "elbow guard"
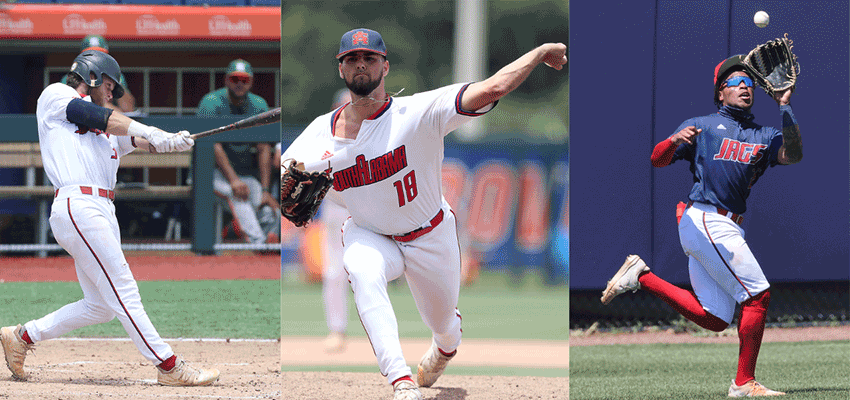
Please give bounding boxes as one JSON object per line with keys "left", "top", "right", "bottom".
{"left": 66, "top": 98, "right": 112, "bottom": 131}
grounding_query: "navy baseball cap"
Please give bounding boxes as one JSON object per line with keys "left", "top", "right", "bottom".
{"left": 336, "top": 28, "right": 387, "bottom": 60}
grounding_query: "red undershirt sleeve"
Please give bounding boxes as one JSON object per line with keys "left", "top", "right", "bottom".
{"left": 651, "top": 138, "right": 677, "bottom": 167}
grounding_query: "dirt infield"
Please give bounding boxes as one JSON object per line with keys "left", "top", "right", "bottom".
{"left": 0, "top": 338, "right": 280, "bottom": 399}
{"left": 281, "top": 337, "right": 569, "bottom": 399}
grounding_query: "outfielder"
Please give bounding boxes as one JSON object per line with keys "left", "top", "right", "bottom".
{"left": 281, "top": 28, "right": 567, "bottom": 400}
{"left": 601, "top": 55, "right": 802, "bottom": 397}
{"left": 0, "top": 50, "right": 219, "bottom": 386}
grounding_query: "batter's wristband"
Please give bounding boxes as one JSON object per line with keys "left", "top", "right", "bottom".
{"left": 779, "top": 104, "right": 797, "bottom": 129}
{"left": 128, "top": 120, "right": 156, "bottom": 139}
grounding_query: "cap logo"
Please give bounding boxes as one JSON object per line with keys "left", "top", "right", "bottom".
{"left": 235, "top": 62, "right": 247, "bottom": 72}
{"left": 352, "top": 31, "right": 368, "bottom": 45}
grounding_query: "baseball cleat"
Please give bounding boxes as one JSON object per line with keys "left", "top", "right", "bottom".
{"left": 728, "top": 380, "right": 786, "bottom": 397}
{"left": 323, "top": 331, "right": 346, "bottom": 353}
{"left": 393, "top": 378, "right": 424, "bottom": 400}
{"left": 600, "top": 255, "right": 649, "bottom": 305}
{"left": 0, "top": 325, "right": 34, "bottom": 381}
{"left": 416, "top": 339, "right": 456, "bottom": 388}
{"left": 157, "top": 357, "right": 220, "bottom": 386}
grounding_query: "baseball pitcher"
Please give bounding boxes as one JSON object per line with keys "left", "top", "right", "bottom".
{"left": 281, "top": 28, "right": 566, "bottom": 400}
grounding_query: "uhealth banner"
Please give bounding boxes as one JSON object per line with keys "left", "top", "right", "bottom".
{"left": 280, "top": 138, "right": 570, "bottom": 284}
{"left": 0, "top": 4, "right": 280, "bottom": 41}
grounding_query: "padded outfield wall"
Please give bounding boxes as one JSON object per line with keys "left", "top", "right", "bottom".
{"left": 570, "top": 0, "right": 849, "bottom": 291}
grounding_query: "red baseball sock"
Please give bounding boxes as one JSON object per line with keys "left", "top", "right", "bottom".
{"left": 439, "top": 348, "right": 457, "bottom": 357}
{"left": 20, "top": 330, "right": 33, "bottom": 345}
{"left": 735, "top": 290, "right": 770, "bottom": 386}
{"left": 392, "top": 375, "right": 414, "bottom": 386}
{"left": 158, "top": 354, "right": 177, "bottom": 371}
{"left": 638, "top": 272, "right": 729, "bottom": 332}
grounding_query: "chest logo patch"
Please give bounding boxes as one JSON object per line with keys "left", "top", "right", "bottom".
{"left": 717, "top": 124, "right": 726, "bottom": 130}
{"left": 333, "top": 145, "right": 408, "bottom": 192}
{"left": 713, "top": 138, "right": 767, "bottom": 165}
{"left": 321, "top": 151, "right": 334, "bottom": 160}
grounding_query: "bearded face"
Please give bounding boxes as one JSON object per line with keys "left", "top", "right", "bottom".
{"left": 339, "top": 51, "right": 386, "bottom": 97}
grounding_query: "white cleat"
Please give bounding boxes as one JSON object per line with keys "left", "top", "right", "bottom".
{"left": 157, "top": 357, "right": 220, "bottom": 386}
{"left": 0, "top": 325, "right": 34, "bottom": 381}
{"left": 416, "top": 339, "right": 455, "bottom": 388}
{"left": 323, "top": 331, "right": 346, "bottom": 353}
{"left": 728, "top": 380, "right": 786, "bottom": 397}
{"left": 600, "top": 255, "right": 649, "bottom": 305}
{"left": 393, "top": 379, "right": 424, "bottom": 400}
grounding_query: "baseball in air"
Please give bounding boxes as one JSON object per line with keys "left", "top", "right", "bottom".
{"left": 754, "top": 11, "right": 770, "bottom": 28}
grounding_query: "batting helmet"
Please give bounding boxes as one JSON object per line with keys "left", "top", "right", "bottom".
{"left": 713, "top": 54, "right": 750, "bottom": 107}
{"left": 70, "top": 50, "right": 124, "bottom": 99}
{"left": 80, "top": 34, "right": 109, "bottom": 53}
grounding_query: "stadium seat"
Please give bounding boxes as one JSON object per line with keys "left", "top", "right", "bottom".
{"left": 55, "top": 0, "right": 120, "bottom": 3}
{"left": 11, "top": 0, "right": 54, "bottom": 3}
{"left": 248, "top": 0, "right": 279, "bottom": 5}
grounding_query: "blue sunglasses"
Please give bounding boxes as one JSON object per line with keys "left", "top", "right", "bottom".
{"left": 723, "top": 76, "right": 754, "bottom": 88}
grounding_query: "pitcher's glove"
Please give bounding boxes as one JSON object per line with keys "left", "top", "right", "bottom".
{"left": 742, "top": 33, "right": 800, "bottom": 98}
{"left": 280, "top": 159, "right": 333, "bottom": 227}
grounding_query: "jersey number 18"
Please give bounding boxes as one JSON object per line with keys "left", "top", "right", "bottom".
{"left": 393, "top": 170, "right": 418, "bottom": 207}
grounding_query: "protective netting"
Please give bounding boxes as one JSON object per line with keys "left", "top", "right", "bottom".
{"left": 570, "top": 281, "right": 849, "bottom": 330}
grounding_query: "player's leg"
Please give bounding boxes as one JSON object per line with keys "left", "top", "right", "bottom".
{"left": 213, "top": 169, "right": 265, "bottom": 244}
{"left": 322, "top": 203, "right": 349, "bottom": 352}
{"left": 680, "top": 204, "right": 780, "bottom": 394}
{"left": 341, "top": 219, "right": 410, "bottom": 385}
{"left": 54, "top": 198, "right": 176, "bottom": 364}
{"left": 402, "top": 206, "right": 462, "bottom": 387}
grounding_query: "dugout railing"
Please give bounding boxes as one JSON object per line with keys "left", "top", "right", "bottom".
{"left": 0, "top": 115, "right": 280, "bottom": 255}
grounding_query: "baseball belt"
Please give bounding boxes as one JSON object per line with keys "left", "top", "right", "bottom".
{"left": 687, "top": 201, "right": 743, "bottom": 225}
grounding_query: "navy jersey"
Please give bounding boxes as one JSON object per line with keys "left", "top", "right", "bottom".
{"left": 670, "top": 105, "right": 784, "bottom": 214}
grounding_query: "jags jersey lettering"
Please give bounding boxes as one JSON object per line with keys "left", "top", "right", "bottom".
{"left": 75, "top": 124, "right": 109, "bottom": 138}
{"left": 713, "top": 138, "right": 766, "bottom": 164}
{"left": 333, "top": 145, "right": 407, "bottom": 191}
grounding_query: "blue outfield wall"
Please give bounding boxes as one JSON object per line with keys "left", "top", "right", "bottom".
{"left": 571, "top": 0, "right": 849, "bottom": 289}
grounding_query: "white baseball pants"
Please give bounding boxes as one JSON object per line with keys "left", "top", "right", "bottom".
{"left": 678, "top": 201, "right": 771, "bottom": 323}
{"left": 25, "top": 187, "right": 174, "bottom": 365}
{"left": 342, "top": 201, "right": 463, "bottom": 385}
{"left": 321, "top": 201, "right": 350, "bottom": 334}
{"left": 213, "top": 169, "right": 271, "bottom": 244}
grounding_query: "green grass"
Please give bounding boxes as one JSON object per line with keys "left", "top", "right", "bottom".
{"left": 281, "top": 270, "right": 569, "bottom": 340}
{"left": 281, "top": 364, "right": 568, "bottom": 378}
{"left": 0, "top": 280, "right": 280, "bottom": 339}
{"left": 570, "top": 341, "right": 850, "bottom": 400}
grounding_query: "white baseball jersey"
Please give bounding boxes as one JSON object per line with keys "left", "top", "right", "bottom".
{"left": 283, "top": 83, "right": 493, "bottom": 235}
{"left": 37, "top": 82, "right": 136, "bottom": 190}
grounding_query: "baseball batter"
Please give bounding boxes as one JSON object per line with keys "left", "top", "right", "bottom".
{"left": 601, "top": 55, "right": 802, "bottom": 397}
{"left": 282, "top": 28, "right": 567, "bottom": 400}
{"left": 0, "top": 51, "right": 219, "bottom": 386}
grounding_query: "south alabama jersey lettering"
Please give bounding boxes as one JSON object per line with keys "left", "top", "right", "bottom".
{"left": 333, "top": 145, "right": 407, "bottom": 192}
{"left": 283, "top": 82, "right": 494, "bottom": 235}
{"left": 670, "top": 105, "right": 783, "bottom": 215}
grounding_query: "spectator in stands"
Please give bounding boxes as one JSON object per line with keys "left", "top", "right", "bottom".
{"left": 60, "top": 35, "right": 136, "bottom": 114}
{"left": 197, "top": 59, "right": 280, "bottom": 246}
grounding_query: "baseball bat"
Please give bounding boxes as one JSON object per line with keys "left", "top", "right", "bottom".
{"left": 189, "top": 107, "right": 281, "bottom": 140}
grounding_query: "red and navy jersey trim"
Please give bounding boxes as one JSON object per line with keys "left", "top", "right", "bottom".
{"left": 455, "top": 82, "right": 497, "bottom": 116}
{"left": 330, "top": 103, "right": 347, "bottom": 137}
{"left": 367, "top": 97, "right": 392, "bottom": 120}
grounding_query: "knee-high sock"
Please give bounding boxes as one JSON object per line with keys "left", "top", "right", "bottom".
{"left": 736, "top": 290, "right": 770, "bottom": 386}
{"left": 638, "top": 272, "right": 729, "bottom": 332}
